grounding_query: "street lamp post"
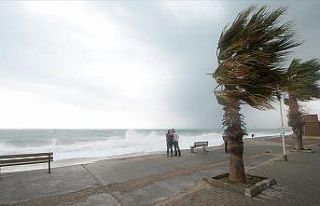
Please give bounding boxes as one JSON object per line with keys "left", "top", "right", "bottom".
{"left": 277, "top": 88, "right": 288, "bottom": 161}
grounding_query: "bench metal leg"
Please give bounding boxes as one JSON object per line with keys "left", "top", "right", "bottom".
{"left": 190, "top": 147, "right": 195, "bottom": 153}
{"left": 48, "top": 161, "right": 51, "bottom": 173}
{"left": 48, "top": 154, "right": 51, "bottom": 174}
{"left": 203, "top": 146, "right": 209, "bottom": 152}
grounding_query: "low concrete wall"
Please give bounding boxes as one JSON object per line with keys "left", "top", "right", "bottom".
{"left": 304, "top": 115, "right": 320, "bottom": 136}
{"left": 304, "top": 136, "right": 320, "bottom": 140}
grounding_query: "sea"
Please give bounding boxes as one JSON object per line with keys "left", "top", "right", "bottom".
{"left": 0, "top": 129, "right": 290, "bottom": 172}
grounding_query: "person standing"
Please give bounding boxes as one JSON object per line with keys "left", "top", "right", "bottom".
{"left": 172, "top": 129, "right": 181, "bottom": 157}
{"left": 222, "top": 135, "right": 228, "bottom": 153}
{"left": 166, "top": 130, "right": 173, "bottom": 157}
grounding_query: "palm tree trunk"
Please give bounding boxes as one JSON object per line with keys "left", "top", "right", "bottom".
{"left": 292, "top": 127, "right": 303, "bottom": 150}
{"left": 223, "top": 100, "right": 246, "bottom": 183}
{"left": 287, "top": 94, "right": 304, "bottom": 150}
{"left": 228, "top": 139, "right": 245, "bottom": 182}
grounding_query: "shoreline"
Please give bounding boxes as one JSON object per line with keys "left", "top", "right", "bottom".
{"left": 0, "top": 143, "right": 225, "bottom": 174}
{"left": 0, "top": 151, "right": 163, "bottom": 174}
{"left": 0, "top": 134, "right": 295, "bottom": 174}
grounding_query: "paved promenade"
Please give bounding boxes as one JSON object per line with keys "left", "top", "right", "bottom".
{"left": 0, "top": 138, "right": 319, "bottom": 206}
{"left": 164, "top": 141, "right": 320, "bottom": 206}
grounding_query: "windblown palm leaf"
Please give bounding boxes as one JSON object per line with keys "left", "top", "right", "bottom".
{"left": 215, "top": 5, "right": 300, "bottom": 111}
{"left": 284, "top": 59, "right": 320, "bottom": 101}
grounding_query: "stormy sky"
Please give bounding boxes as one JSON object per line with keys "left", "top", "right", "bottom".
{"left": 0, "top": 0, "right": 319, "bottom": 129}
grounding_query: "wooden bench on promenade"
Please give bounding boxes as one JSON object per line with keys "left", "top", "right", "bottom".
{"left": 190, "top": 141, "right": 209, "bottom": 153}
{"left": 0, "top": 152, "right": 53, "bottom": 176}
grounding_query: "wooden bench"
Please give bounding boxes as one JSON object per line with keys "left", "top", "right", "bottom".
{"left": 190, "top": 141, "right": 209, "bottom": 153}
{"left": 0, "top": 152, "right": 53, "bottom": 176}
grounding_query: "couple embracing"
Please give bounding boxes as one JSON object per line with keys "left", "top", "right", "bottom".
{"left": 166, "top": 129, "right": 181, "bottom": 157}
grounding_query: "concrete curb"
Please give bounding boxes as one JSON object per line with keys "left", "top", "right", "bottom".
{"left": 245, "top": 178, "right": 277, "bottom": 197}
{"left": 289, "top": 149, "right": 315, "bottom": 153}
{"left": 203, "top": 173, "right": 277, "bottom": 198}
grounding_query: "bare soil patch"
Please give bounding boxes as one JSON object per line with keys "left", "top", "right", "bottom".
{"left": 213, "top": 173, "right": 267, "bottom": 188}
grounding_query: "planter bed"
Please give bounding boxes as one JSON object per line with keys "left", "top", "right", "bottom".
{"left": 203, "top": 173, "right": 276, "bottom": 197}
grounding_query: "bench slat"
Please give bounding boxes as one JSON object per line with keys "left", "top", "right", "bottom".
{"left": 194, "top": 141, "right": 208, "bottom": 147}
{"left": 0, "top": 157, "right": 53, "bottom": 165}
{"left": 1, "top": 160, "right": 52, "bottom": 167}
{"left": 0, "top": 153, "right": 53, "bottom": 159}
{"left": 195, "top": 144, "right": 208, "bottom": 147}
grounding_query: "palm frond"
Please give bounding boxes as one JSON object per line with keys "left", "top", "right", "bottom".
{"left": 284, "top": 58, "right": 320, "bottom": 101}
{"left": 214, "top": 5, "right": 300, "bottom": 109}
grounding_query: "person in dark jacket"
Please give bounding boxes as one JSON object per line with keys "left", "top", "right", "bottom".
{"left": 222, "top": 135, "right": 228, "bottom": 153}
{"left": 166, "top": 130, "right": 173, "bottom": 157}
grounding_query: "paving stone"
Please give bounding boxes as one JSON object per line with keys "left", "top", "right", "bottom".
{"left": 72, "top": 194, "right": 120, "bottom": 206}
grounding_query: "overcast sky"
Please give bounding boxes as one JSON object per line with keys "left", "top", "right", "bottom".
{"left": 0, "top": 0, "right": 319, "bottom": 129}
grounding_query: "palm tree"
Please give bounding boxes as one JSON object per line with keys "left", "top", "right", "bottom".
{"left": 282, "top": 59, "right": 320, "bottom": 150}
{"left": 213, "top": 6, "right": 300, "bottom": 183}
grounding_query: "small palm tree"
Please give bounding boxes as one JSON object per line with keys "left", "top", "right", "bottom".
{"left": 214, "top": 6, "right": 300, "bottom": 183}
{"left": 282, "top": 59, "right": 320, "bottom": 150}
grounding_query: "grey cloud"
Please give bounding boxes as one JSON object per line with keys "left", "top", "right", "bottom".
{"left": 0, "top": 0, "right": 319, "bottom": 129}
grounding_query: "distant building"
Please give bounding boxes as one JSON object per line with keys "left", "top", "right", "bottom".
{"left": 304, "top": 114, "right": 320, "bottom": 136}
